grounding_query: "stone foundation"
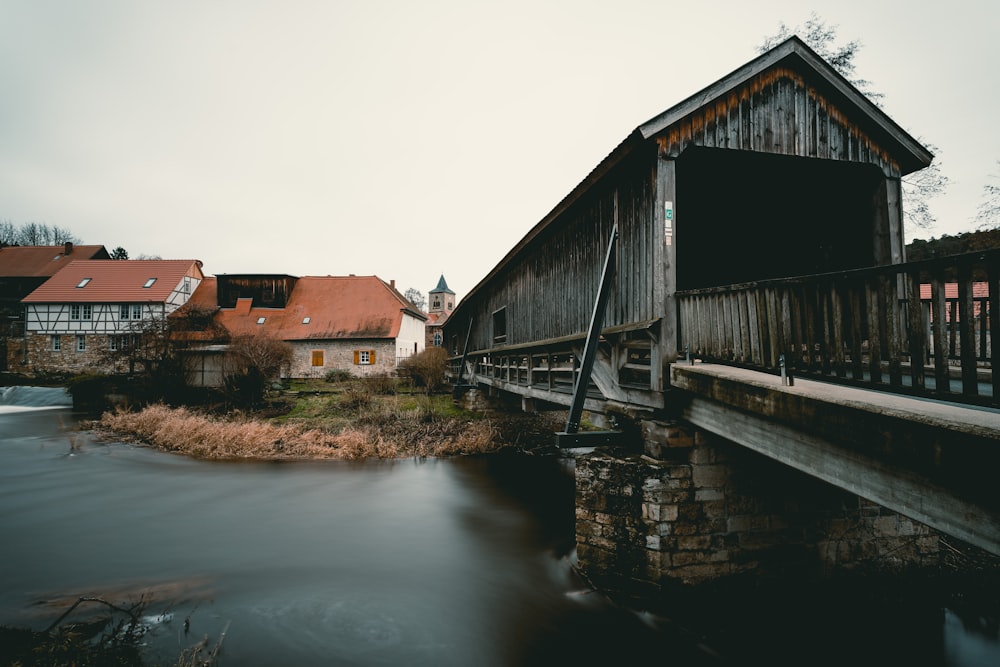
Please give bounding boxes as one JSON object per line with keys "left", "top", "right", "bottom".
{"left": 575, "top": 418, "right": 941, "bottom": 600}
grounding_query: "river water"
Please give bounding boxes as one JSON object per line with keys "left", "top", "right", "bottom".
{"left": 1, "top": 387, "right": 998, "bottom": 666}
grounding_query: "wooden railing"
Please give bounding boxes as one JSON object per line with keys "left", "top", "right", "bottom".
{"left": 676, "top": 249, "right": 1000, "bottom": 408}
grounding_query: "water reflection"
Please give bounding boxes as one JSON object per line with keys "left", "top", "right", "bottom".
{"left": 0, "top": 390, "right": 997, "bottom": 666}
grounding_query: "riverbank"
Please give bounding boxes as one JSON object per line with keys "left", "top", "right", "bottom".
{"left": 88, "top": 382, "right": 564, "bottom": 460}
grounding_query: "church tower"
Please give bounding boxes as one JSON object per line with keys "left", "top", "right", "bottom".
{"left": 428, "top": 274, "right": 455, "bottom": 316}
{"left": 426, "top": 275, "right": 455, "bottom": 348}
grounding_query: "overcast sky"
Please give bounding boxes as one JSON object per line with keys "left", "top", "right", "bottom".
{"left": 2, "top": 1, "right": 998, "bottom": 302}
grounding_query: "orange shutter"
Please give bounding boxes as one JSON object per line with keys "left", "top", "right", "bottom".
{"left": 369, "top": 350, "right": 376, "bottom": 364}
{"left": 353, "top": 350, "right": 360, "bottom": 365}
{"left": 311, "top": 350, "right": 324, "bottom": 367}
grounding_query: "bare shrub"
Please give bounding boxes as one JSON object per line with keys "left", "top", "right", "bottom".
{"left": 361, "top": 372, "right": 397, "bottom": 395}
{"left": 223, "top": 335, "right": 293, "bottom": 406}
{"left": 398, "top": 347, "right": 449, "bottom": 393}
{"left": 323, "top": 368, "right": 352, "bottom": 383}
{"left": 95, "top": 402, "right": 514, "bottom": 461}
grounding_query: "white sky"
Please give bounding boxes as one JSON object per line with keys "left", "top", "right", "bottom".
{"left": 1, "top": 1, "right": 998, "bottom": 303}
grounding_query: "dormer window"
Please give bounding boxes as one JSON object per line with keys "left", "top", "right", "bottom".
{"left": 143, "top": 278, "right": 157, "bottom": 288}
{"left": 76, "top": 278, "right": 91, "bottom": 288}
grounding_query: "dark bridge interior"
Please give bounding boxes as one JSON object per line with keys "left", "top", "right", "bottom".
{"left": 675, "top": 147, "right": 885, "bottom": 290}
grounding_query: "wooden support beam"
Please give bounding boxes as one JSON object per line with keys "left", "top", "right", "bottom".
{"left": 563, "top": 222, "right": 618, "bottom": 435}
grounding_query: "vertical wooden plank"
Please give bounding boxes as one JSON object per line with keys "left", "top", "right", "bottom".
{"left": 765, "top": 287, "right": 780, "bottom": 369}
{"left": 907, "top": 270, "right": 926, "bottom": 391}
{"left": 957, "top": 259, "right": 978, "bottom": 395}
{"left": 738, "top": 290, "right": 752, "bottom": 363}
{"left": 883, "top": 274, "right": 903, "bottom": 386}
{"left": 655, "top": 157, "right": 677, "bottom": 379}
{"left": 989, "top": 256, "right": 1000, "bottom": 403}
{"left": 830, "top": 282, "right": 845, "bottom": 377}
{"left": 803, "top": 284, "right": 818, "bottom": 373}
{"left": 931, "top": 269, "right": 950, "bottom": 394}
{"left": 849, "top": 280, "right": 865, "bottom": 380}
{"left": 788, "top": 286, "right": 803, "bottom": 369}
{"left": 866, "top": 277, "right": 883, "bottom": 384}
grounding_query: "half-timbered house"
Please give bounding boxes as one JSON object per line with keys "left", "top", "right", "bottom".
{"left": 16, "top": 259, "right": 204, "bottom": 374}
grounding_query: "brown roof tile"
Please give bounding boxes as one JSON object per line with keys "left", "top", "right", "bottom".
{"left": 187, "top": 275, "right": 425, "bottom": 342}
{"left": 22, "top": 259, "right": 204, "bottom": 303}
{"left": 0, "top": 244, "right": 110, "bottom": 277}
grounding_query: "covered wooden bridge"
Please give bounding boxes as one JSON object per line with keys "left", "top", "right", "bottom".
{"left": 443, "top": 36, "right": 998, "bottom": 426}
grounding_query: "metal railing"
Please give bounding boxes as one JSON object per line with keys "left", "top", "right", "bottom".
{"left": 677, "top": 249, "right": 999, "bottom": 408}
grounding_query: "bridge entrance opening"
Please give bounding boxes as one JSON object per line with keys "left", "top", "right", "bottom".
{"left": 674, "top": 147, "right": 885, "bottom": 291}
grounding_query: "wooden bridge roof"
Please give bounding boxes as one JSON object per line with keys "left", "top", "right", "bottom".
{"left": 453, "top": 36, "right": 933, "bottom": 318}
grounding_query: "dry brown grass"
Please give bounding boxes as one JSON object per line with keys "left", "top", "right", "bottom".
{"left": 94, "top": 403, "right": 512, "bottom": 461}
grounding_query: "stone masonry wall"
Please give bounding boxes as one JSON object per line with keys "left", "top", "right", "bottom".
{"left": 11, "top": 333, "right": 123, "bottom": 375}
{"left": 575, "top": 419, "right": 941, "bottom": 600}
{"left": 287, "top": 341, "right": 397, "bottom": 379}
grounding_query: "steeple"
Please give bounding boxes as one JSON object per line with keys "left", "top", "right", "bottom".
{"left": 428, "top": 274, "right": 455, "bottom": 315}
{"left": 431, "top": 274, "right": 454, "bottom": 295}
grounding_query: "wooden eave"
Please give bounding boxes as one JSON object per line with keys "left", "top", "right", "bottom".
{"left": 638, "top": 36, "right": 933, "bottom": 174}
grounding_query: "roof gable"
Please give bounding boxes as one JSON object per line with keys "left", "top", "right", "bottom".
{"left": 21, "top": 259, "right": 204, "bottom": 303}
{"left": 638, "top": 36, "right": 932, "bottom": 174}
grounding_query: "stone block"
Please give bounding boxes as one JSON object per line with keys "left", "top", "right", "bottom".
{"left": 676, "top": 535, "right": 712, "bottom": 551}
{"left": 874, "top": 516, "right": 899, "bottom": 537}
{"left": 692, "top": 464, "right": 729, "bottom": 489}
{"left": 694, "top": 488, "right": 724, "bottom": 502}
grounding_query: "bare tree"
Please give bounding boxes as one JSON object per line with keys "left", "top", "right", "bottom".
{"left": 759, "top": 13, "right": 947, "bottom": 231}
{"left": 0, "top": 219, "right": 16, "bottom": 246}
{"left": 404, "top": 287, "right": 426, "bottom": 311}
{"left": 974, "top": 161, "right": 1000, "bottom": 231}
{"left": 223, "top": 335, "right": 293, "bottom": 405}
{"left": 0, "top": 220, "right": 81, "bottom": 246}
{"left": 50, "top": 225, "right": 80, "bottom": 244}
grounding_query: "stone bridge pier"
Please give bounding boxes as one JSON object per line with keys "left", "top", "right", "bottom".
{"left": 574, "top": 418, "right": 941, "bottom": 602}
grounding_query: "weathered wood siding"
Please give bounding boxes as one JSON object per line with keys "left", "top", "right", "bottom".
{"left": 656, "top": 67, "right": 903, "bottom": 178}
{"left": 450, "top": 150, "right": 660, "bottom": 356}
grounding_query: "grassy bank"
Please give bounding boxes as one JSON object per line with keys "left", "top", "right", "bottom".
{"left": 91, "top": 381, "right": 561, "bottom": 461}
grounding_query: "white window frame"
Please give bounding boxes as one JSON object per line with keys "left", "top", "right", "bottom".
{"left": 358, "top": 350, "right": 371, "bottom": 365}
{"left": 70, "top": 304, "right": 81, "bottom": 320}
{"left": 81, "top": 304, "right": 92, "bottom": 320}
{"left": 132, "top": 304, "right": 142, "bottom": 320}
{"left": 51, "top": 335, "right": 61, "bottom": 351}
{"left": 120, "top": 304, "right": 130, "bottom": 320}
{"left": 76, "top": 335, "right": 86, "bottom": 351}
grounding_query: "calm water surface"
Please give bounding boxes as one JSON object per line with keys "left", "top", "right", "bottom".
{"left": 0, "top": 387, "right": 997, "bottom": 666}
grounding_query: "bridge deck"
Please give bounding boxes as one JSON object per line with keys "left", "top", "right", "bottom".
{"left": 670, "top": 362, "right": 1000, "bottom": 555}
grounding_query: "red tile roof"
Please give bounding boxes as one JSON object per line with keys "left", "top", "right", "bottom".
{"left": 0, "top": 244, "right": 110, "bottom": 277}
{"left": 184, "top": 275, "right": 425, "bottom": 341}
{"left": 22, "top": 260, "right": 204, "bottom": 303}
{"left": 918, "top": 282, "right": 991, "bottom": 300}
